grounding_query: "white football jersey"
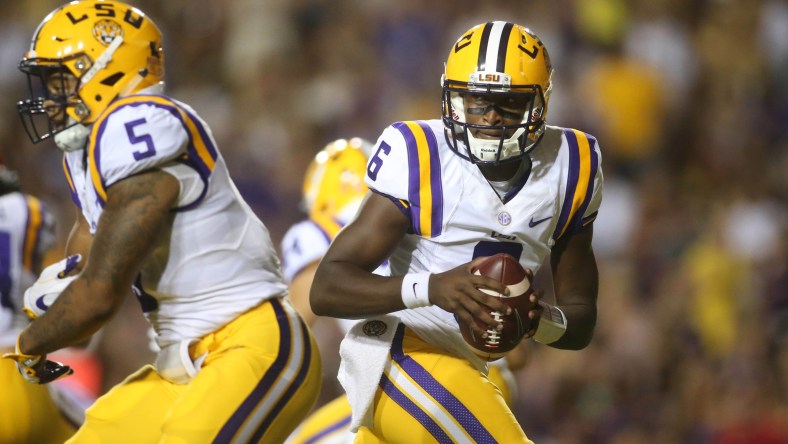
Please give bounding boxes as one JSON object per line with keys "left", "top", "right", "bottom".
{"left": 0, "top": 192, "right": 55, "bottom": 348}
{"left": 365, "top": 120, "right": 603, "bottom": 366}
{"left": 62, "top": 94, "right": 287, "bottom": 348}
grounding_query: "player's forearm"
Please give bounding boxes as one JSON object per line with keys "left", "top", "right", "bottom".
{"left": 547, "top": 302, "right": 596, "bottom": 350}
{"left": 310, "top": 261, "right": 405, "bottom": 319}
{"left": 18, "top": 277, "right": 119, "bottom": 355}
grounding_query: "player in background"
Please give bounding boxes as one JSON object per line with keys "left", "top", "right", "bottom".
{"left": 281, "top": 138, "right": 374, "bottom": 444}
{"left": 3, "top": 1, "right": 321, "bottom": 442}
{"left": 311, "top": 21, "right": 603, "bottom": 442}
{"left": 0, "top": 164, "right": 77, "bottom": 442}
{"left": 283, "top": 139, "right": 529, "bottom": 443}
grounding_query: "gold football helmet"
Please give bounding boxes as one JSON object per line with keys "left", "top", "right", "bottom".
{"left": 302, "top": 138, "right": 372, "bottom": 235}
{"left": 442, "top": 21, "right": 553, "bottom": 164}
{"left": 17, "top": 0, "right": 165, "bottom": 145}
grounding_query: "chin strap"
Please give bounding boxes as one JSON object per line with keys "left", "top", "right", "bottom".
{"left": 466, "top": 127, "right": 526, "bottom": 162}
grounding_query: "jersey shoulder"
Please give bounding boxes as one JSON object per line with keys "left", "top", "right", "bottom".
{"left": 88, "top": 94, "right": 220, "bottom": 191}
{"left": 538, "top": 125, "right": 604, "bottom": 238}
{"left": 365, "top": 119, "right": 446, "bottom": 202}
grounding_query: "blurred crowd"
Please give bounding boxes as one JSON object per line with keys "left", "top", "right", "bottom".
{"left": 1, "top": 0, "right": 786, "bottom": 443}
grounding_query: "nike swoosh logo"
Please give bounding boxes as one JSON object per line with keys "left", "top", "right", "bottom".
{"left": 529, "top": 216, "right": 552, "bottom": 227}
{"left": 36, "top": 296, "right": 50, "bottom": 311}
{"left": 412, "top": 283, "right": 419, "bottom": 295}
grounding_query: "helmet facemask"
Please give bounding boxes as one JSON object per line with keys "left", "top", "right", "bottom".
{"left": 18, "top": 59, "right": 88, "bottom": 145}
{"left": 442, "top": 78, "right": 549, "bottom": 165}
{"left": 16, "top": 1, "right": 165, "bottom": 149}
{"left": 440, "top": 21, "right": 554, "bottom": 165}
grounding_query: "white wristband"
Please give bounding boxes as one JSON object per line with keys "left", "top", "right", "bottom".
{"left": 533, "top": 302, "right": 567, "bottom": 344}
{"left": 401, "top": 273, "right": 432, "bottom": 309}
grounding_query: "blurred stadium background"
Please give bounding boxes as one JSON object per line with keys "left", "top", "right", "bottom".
{"left": 1, "top": 1, "right": 786, "bottom": 442}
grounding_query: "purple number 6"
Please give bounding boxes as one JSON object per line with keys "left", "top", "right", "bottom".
{"left": 367, "top": 142, "right": 391, "bottom": 181}
{"left": 125, "top": 118, "right": 157, "bottom": 160}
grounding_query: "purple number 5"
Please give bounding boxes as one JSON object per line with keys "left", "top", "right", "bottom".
{"left": 125, "top": 118, "right": 156, "bottom": 160}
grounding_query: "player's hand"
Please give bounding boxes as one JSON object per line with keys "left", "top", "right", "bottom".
{"left": 2, "top": 340, "right": 73, "bottom": 384}
{"left": 428, "top": 257, "right": 512, "bottom": 337}
{"left": 522, "top": 268, "right": 544, "bottom": 339}
{"left": 23, "top": 254, "right": 82, "bottom": 319}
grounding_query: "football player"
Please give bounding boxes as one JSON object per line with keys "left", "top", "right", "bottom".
{"left": 311, "top": 21, "right": 603, "bottom": 442}
{"left": 283, "top": 139, "right": 529, "bottom": 443}
{"left": 4, "top": 1, "right": 321, "bottom": 442}
{"left": 0, "top": 165, "right": 76, "bottom": 442}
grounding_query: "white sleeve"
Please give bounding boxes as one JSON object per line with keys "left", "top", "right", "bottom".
{"left": 93, "top": 102, "right": 189, "bottom": 188}
{"left": 159, "top": 162, "right": 206, "bottom": 208}
{"left": 583, "top": 140, "right": 604, "bottom": 221}
{"left": 280, "top": 220, "right": 331, "bottom": 283}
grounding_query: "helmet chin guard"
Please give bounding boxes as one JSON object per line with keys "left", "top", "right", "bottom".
{"left": 54, "top": 121, "right": 91, "bottom": 152}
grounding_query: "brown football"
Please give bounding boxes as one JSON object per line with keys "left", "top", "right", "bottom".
{"left": 457, "top": 253, "right": 536, "bottom": 361}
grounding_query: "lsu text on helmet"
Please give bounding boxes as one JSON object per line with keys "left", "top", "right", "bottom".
{"left": 18, "top": 0, "right": 165, "bottom": 147}
{"left": 442, "top": 21, "right": 554, "bottom": 164}
{"left": 302, "top": 138, "right": 373, "bottom": 228}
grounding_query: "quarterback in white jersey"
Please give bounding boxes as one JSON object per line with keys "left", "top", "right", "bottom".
{"left": 312, "top": 22, "right": 603, "bottom": 443}
{"left": 5, "top": 2, "right": 320, "bottom": 442}
{"left": 284, "top": 140, "right": 525, "bottom": 443}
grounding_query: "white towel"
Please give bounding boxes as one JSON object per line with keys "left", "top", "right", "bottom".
{"left": 337, "top": 315, "right": 400, "bottom": 432}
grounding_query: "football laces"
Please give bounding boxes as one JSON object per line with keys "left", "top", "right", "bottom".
{"left": 485, "top": 311, "right": 504, "bottom": 346}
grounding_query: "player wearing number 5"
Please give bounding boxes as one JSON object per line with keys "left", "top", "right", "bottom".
{"left": 311, "top": 21, "right": 603, "bottom": 442}
{"left": 6, "top": 1, "right": 321, "bottom": 442}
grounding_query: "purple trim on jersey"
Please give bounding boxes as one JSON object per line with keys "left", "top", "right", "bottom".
{"left": 369, "top": 189, "right": 414, "bottom": 233}
{"left": 421, "top": 121, "right": 445, "bottom": 237}
{"left": 553, "top": 129, "right": 581, "bottom": 240}
{"left": 179, "top": 104, "right": 219, "bottom": 162}
{"left": 501, "top": 162, "right": 531, "bottom": 204}
{"left": 307, "top": 219, "right": 333, "bottom": 245}
{"left": 581, "top": 210, "right": 598, "bottom": 227}
{"left": 303, "top": 415, "right": 352, "bottom": 444}
{"left": 91, "top": 126, "right": 107, "bottom": 208}
{"left": 387, "top": 324, "right": 496, "bottom": 443}
{"left": 169, "top": 157, "right": 209, "bottom": 213}
{"left": 397, "top": 122, "right": 422, "bottom": 233}
{"left": 214, "top": 298, "right": 313, "bottom": 443}
{"left": 93, "top": 97, "right": 219, "bottom": 208}
{"left": 570, "top": 136, "right": 599, "bottom": 233}
{"left": 62, "top": 156, "right": 82, "bottom": 209}
{"left": 393, "top": 121, "right": 444, "bottom": 237}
